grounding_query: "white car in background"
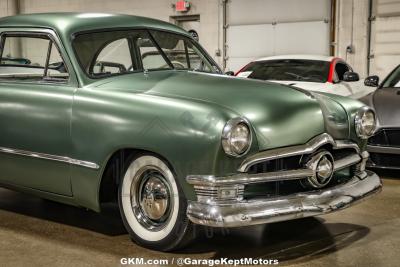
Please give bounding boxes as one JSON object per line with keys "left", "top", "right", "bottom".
{"left": 235, "top": 55, "right": 375, "bottom": 99}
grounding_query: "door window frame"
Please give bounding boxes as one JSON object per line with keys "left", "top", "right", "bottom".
{"left": 0, "top": 29, "right": 76, "bottom": 86}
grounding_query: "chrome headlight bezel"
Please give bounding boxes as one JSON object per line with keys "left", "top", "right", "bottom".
{"left": 222, "top": 118, "right": 252, "bottom": 157}
{"left": 355, "top": 107, "right": 376, "bottom": 139}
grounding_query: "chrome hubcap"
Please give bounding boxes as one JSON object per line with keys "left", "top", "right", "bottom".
{"left": 131, "top": 167, "right": 172, "bottom": 231}
{"left": 140, "top": 176, "right": 169, "bottom": 220}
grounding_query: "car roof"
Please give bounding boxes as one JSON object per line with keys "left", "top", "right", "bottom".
{"left": 0, "top": 12, "right": 189, "bottom": 37}
{"left": 254, "top": 54, "right": 336, "bottom": 62}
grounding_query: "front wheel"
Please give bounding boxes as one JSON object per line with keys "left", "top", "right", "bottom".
{"left": 118, "top": 154, "right": 194, "bottom": 251}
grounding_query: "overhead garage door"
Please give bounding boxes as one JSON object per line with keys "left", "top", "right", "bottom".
{"left": 226, "top": 0, "right": 331, "bottom": 72}
{"left": 370, "top": 0, "right": 400, "bottom": 78}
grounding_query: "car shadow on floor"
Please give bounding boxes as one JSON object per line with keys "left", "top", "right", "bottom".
{"left": 181, "top": 218, "right": 369, "bottom": 263}
{"left": 0, "top": 188, "right": 126, "bottom": 236}
{"left": 0, "top": 188, "right": 370, "bottom": 264}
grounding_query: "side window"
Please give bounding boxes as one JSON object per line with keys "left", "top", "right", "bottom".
{"left": 334, "top": 63, "right": 350, "bottom": 81}
{"left": 92, "top": 38, "right": 133, "bottom": 75}
{"left": 185, "top": 41, "right": 212, "bottom": 72}
{"left": 146, "top": 32, "right": 189, "bottom": 69}
{"left": 383, "top": 66, "right": 400, "bottom": 88}
{"left": 150, "top": 30, "right": 214, "bottom": 72}
{"left": 137, "top": 34, "right": 170, "bottom": 70}
{"left": 0, "top": 34, "right": 69, "bottom": 81}
{"left": 47, "top": 42, "right": 68, "bottom": 78}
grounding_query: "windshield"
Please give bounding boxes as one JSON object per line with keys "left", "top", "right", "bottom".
{"left": 382, "top": 65, "right": 400, "bottom": 88}
{"left": 72, "top": 29, "right": 220, "bottom": 78}
{"left": 240, "top": 59, "right": 330, "bottom": 83}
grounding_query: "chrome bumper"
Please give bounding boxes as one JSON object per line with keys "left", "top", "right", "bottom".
{"left": 186, "top": 170, "right": 381, "bottom": 227}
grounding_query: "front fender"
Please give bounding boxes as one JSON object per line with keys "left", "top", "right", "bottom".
{"left": 314, "top": 92, "right": 366, "bottom": 147}
{"left": 69, "top": 87, "right": 259, "bottom": 209}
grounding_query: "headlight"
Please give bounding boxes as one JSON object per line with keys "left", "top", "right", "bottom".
{"left": 222, "top": 118, "right": 252, "bottom": 157}
{"left": 355, "top": 107, "right": 376, "bottom": 139}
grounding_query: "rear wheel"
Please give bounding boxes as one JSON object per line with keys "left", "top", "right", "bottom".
{"left": 118, "top": 154, "right": 194, "bottom": 251}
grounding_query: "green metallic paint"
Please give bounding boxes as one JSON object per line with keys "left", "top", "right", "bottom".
{"left": 315, "top": 92, "right": 367, "bottom": 148}
{"left": 0, "top": 13, "right": 368, "bottom": 212}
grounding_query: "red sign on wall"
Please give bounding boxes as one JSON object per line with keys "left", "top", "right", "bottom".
{"left": 176, "top": 1, "right": 190, "bottom": 12}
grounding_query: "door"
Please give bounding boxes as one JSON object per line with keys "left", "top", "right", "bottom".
{"left": 226, "top": 0, "right": 331, "bottom": 72}
{"left": 0, "top": 31, "right": 73, "bottom": 196}
{"left": 370, "top": 0, "right": 400, "bottom": 78}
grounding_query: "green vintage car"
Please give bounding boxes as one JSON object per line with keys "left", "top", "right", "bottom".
{"left": 0, "top": 13, "right": 381, "bottom": 251}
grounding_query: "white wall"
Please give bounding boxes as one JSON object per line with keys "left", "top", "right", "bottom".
{"left": 226, "top": 0, "right": 331, "bottom": 72}
{"left": 0, "top": 0, "right": 19, "bottom": 17}
{"left": 335, "top": 0, "right": 370, "bottom": 78}
{"left": 0, "top": 0, "right": 397, "bottom": 75}
{"left": 370, "top": 0, "right": 400, "bottom": 77}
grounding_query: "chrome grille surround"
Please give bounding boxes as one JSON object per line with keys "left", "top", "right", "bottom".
{"left": 187, "top": 133, "right": 364, "bottom": 197}
{"left": 185, "top": 133, "right": 380, "bottom": 227}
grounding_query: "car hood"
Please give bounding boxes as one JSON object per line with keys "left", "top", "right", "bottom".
{"left": 271, "top": 80, "right": 375, "bottom": 99}
{"left": 92, "top": 71, "right": 351, "bottom": 150}
{"left": 268, "top": 80, "right": 336, "bottom": 95}
{"left": 361, "top": 87, "right": 400, "bottom": 127}
{"left": 269, "top": 80, "right": 326, "bottom": 89}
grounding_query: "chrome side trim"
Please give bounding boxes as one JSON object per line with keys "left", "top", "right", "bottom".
{"left": 187, "top": 170, "right": 382, "bottom": 227}
{"left": 187, "top": 152, "right": 362, "bottom": 186}
{"left": 367, "top": 145, "right": 400, "bottom": 155}
{"left": 0, "top": 146, "right": 99, "bottom": 169}
{"left": 238, "top": 133, "right": 360, "bottom": 172}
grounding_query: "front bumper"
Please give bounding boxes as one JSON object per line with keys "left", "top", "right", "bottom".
{"left": 187, "top": 170, "right": 381, "bottom": 227}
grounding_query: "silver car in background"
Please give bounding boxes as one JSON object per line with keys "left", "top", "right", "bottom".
{"left": 361, "top": 64, "right": 400, "bottom": 169}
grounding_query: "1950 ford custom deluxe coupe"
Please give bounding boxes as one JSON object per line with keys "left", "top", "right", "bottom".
{"left": 0, "top": 13, "right": 381, "bottom": 251}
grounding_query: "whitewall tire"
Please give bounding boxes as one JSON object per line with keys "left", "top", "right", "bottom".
{"left": 118, "top": 154, "right": 194, "bottom": 251}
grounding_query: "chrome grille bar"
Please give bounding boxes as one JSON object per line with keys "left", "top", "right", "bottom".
{"left": 238, "top": 133, "right": 359, "bottom": 172}
{"left": 187, "top": 151, "right": 362, "bottom": 187}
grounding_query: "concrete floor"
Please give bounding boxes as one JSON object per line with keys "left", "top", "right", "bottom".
{"left": 0, "top": 170, "right": 399, "bottom": 267}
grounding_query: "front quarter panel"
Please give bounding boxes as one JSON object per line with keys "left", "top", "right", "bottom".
{"left": 70, "top": 85, "right": 259, "bottom": 209}
{"left": 314, "top": 92, "right": 367, "bottom": 147}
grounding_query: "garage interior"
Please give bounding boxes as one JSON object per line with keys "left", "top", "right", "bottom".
{"left": 0, "top": 0, "right": 399, "bottom": 266}
{"left": 1, "top": 0, "right": 399, "bottom": 77}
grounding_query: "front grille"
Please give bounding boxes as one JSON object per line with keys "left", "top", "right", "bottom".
{"left": 370, "top": 152, "right": 400, "bottom": 168}
{"left": 243, "top": 147, "right": 358, "bottom": 200}
{"left": 368, "top": 129, "right": 400, "bottom": 147}
{"left": 244, "top": 167, "right": 354, "bottom": 200}
{"left": 247, "top": 148, "right": 356, "bottom": 174}
{"left": 188, "top": 134, "right": 364, "bottom": 203}
{"left": 247, "top": 155, "right": 303, "bottom": 174}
